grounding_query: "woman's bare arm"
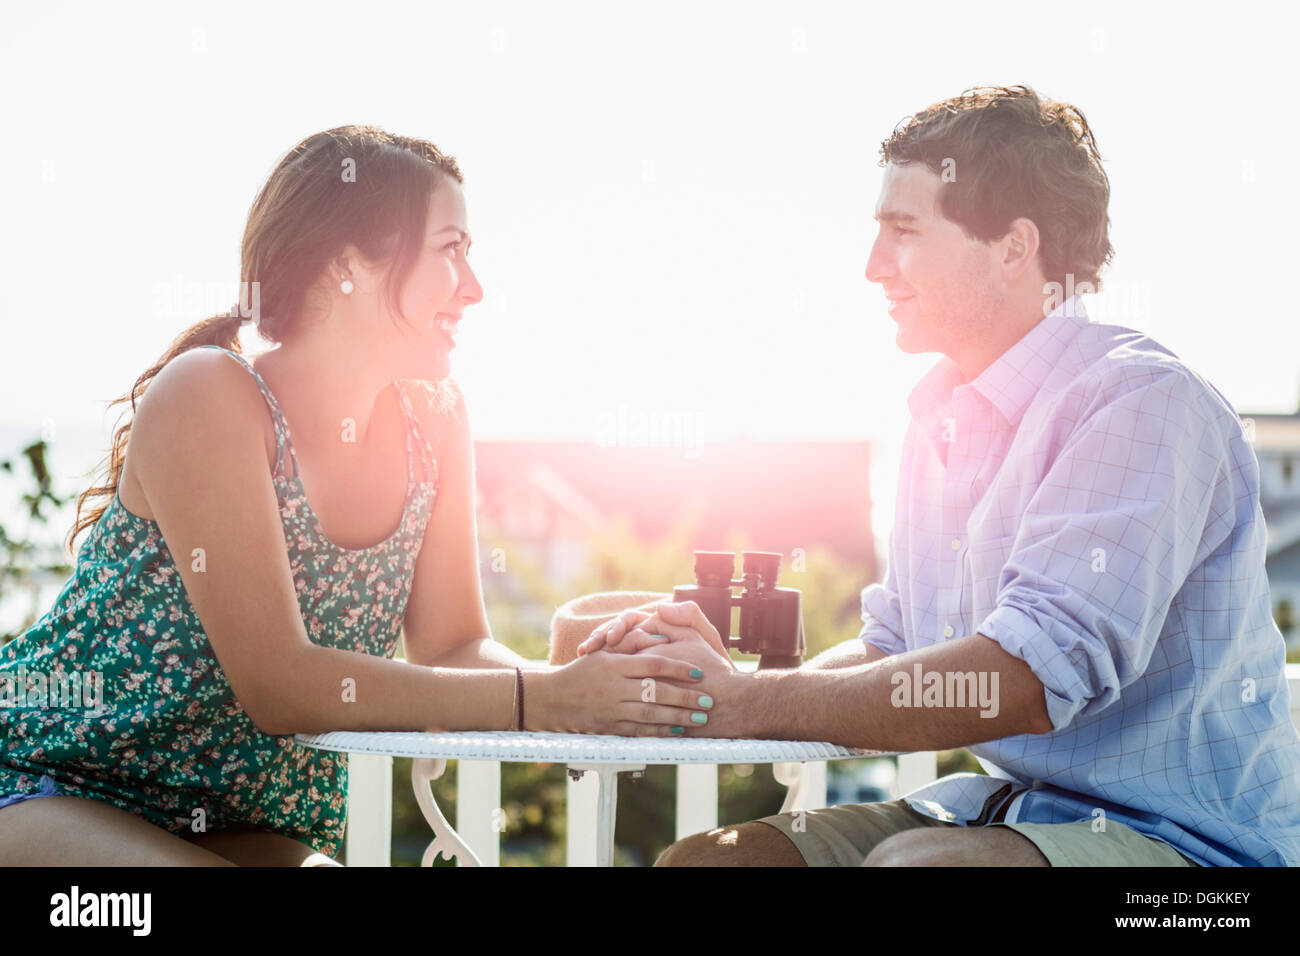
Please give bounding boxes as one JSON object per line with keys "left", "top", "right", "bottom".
{"left": 131, "top": 351, "right": 516, "bottom": 733}
{"left": 131, "top": 353, "right": 708, "bottom": 736}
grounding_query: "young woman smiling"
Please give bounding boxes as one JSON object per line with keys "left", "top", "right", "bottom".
{"left": 0, "top": 126, "right": 719, "bottom": 866}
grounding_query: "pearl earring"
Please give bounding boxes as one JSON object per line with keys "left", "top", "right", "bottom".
{"left": 340, "top": 275, "right": 354, "bottom": 295}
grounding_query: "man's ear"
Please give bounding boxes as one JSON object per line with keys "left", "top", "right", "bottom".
{"left": 1001, "top": 216, "right": 1041, "bottom": 281}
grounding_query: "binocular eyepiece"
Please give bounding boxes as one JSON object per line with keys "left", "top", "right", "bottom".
{"left": 692, "top": 551, "right": 783, "bottom": 590}
{"left": 673, "top": 551, "right": 805, "bottom": 669}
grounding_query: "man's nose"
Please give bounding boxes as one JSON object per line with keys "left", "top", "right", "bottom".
{"left": 864, "top": 239, "right": 891, "bottom": 285}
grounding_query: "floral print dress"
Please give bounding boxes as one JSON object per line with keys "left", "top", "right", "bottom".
{"left": 0, "top": 344, "right": 438, "bottom": 858}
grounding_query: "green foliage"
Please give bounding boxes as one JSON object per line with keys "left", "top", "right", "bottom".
{"left": 937, "top": 748, "right": 983, "bottom": 776}
{"left": 1, "top": 438, "right": 74, "bottom": 644}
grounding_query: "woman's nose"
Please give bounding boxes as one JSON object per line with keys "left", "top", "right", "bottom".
{"left": 459, "top": 260, "right": 484, "bottom": 305}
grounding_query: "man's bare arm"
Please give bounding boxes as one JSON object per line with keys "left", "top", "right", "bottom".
{"left": 729, "top": 632, "right": 1053, "bottom": 750}
{"left": 804, "top": 637, "right": 890, "bottom": 670}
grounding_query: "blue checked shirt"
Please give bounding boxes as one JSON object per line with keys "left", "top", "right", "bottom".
{"left": 860, "top": 295, "right": 1300, "bottom": 867}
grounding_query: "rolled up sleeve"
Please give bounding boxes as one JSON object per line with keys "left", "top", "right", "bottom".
{"left": 975, "top": 368, "right": 1236, "bottom": 731}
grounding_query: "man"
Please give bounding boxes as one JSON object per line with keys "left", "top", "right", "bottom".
{"left": 580, "top": 85, "right": 1300, "bottom": 867}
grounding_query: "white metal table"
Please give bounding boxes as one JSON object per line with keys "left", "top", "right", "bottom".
{"left": 296, "top": 730, "right": 886, "bottom": 866}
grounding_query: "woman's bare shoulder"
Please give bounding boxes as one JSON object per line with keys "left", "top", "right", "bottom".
{"left": 125, "top": 349, "right": 279, "bottom": 516}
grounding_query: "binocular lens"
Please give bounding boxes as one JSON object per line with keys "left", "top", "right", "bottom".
{"left": 694, "top": 551, "right": 735, "bottom": 587}
{"left": 741, "top": 551, "right": 782, "bottom": 585}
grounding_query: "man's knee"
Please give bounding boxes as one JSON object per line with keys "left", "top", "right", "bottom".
{"left": 862, "top": 828, "right": 938, "bottom": 866}
{"left": 655, "top": 822, "right": 805, "bottom": 867}
{"left": 862, "top": 825, "right": 1049, "bottom": 867}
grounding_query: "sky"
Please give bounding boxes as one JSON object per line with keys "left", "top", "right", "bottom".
{"left": 2, "top": 0, "right": 1297, "bottom": 546}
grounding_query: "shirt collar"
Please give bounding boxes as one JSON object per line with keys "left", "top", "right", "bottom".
{"left": 908, "top": 294, "right": 1090, "bottom": 428}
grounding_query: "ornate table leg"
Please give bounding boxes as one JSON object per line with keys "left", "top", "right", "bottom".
{"left": 774, "top": 761, "right": 807, "bottom": 813}
{"left": 412, "top": 757, "right": 485, "bottom": 867}
{"left": 774, "top": 761, "right": 827, "bottom": 813}
{"left": 565, "top": 762, "right": 646, "bottom": 867}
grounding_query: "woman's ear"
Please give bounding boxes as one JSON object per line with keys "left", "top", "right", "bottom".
{"left": 333, "top": 244, "right": 382, "bottom": 286}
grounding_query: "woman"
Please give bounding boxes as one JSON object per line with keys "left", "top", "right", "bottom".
{"left": 0, "top": 125, "right": 728, "bottom": 866}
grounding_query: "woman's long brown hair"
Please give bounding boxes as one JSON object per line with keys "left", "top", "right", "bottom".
{"left": 65, "top": 125, "right": 463, "bottom": 557}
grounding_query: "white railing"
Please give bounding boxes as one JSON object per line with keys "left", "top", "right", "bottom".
{"left": 343, "top": 662, "right": 1300, "bottom": 866}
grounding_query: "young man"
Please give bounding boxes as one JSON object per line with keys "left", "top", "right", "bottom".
{"left": 582, "top": 85, "right": 1300, "bottom": 867}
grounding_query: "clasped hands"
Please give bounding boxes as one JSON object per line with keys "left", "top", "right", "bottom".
{"left": 562, "top": 601, "right": 742, "bottom": 737}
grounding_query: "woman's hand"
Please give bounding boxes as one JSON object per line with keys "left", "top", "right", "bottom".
{"left": 634, "top": 603, "right": 751, "bottom": 736}
{"left": 530, "top": 647, "right": 717, "bottom": 736}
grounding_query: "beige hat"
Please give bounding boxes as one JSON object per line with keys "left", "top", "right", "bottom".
{"left": 548, "top": 590, "right": 672, "bottom": 665}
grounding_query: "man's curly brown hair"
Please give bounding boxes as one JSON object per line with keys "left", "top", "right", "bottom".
{"left": 879, "top": 84, "right": 1114, "bottom": 294}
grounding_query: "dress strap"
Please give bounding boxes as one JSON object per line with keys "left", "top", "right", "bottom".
{"left": 393, "top": 382, "right": 438, "bottom": 486}
{"left": 192, "top": 345, "right": 299, "bottom": 479}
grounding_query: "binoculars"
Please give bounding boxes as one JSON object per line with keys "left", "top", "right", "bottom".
{"left": 672, "top": 551, "right": 806, "bottom": 669}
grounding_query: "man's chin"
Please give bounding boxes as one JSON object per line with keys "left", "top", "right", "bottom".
{"left": 894, "top": 326, "right": 938, "bottom": 355}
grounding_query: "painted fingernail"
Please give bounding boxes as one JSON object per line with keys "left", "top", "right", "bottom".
{"left": 650, "top": 634, "right": 668, "bottom": 640}
{"left": 689, "top": 668, "right": 704, "bottom": 680}
{"left": 670, "top": 726, "right": 685, "bottom": 735}
{"left": 691, "top": 712, "right": 708, "bottom": 724}
{"left": 698, "top": 695, "right": 713, "bottom": 709}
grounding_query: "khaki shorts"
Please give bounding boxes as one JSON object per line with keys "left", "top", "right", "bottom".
{"left": 756, "top": 799, "right": 1202, "bottom": 867}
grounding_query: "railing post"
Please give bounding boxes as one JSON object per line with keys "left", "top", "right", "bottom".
{"left": 894, "top": 751, "right": 937, "bottom": 797}
{"left": 567, "top": 768, "right": 600, "bottom": 865}
{"left": 456, "top": 760, "right": 501, "bottom": 866}
{"left": 345, "top": 753, "right": 392, "bottom": 866}
{"left": 675, "top": 764, "right": 718, "bottom": 840}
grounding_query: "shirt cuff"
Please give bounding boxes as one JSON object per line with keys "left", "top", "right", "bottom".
{"left": 858, "top": 618, "right": 904, "bottom": 658}
{"left": 976, "top": 603, "right": 1089, "bottom": 731}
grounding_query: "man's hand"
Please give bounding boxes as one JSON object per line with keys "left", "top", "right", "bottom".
{"left": 576, "top": 607, "right": 655, "bottom": 656}
{"left": 631, "top": 603, "right": 746, "bottom": 735}
{"left": 578, "top": 601, "right": 735, "bottom": 668}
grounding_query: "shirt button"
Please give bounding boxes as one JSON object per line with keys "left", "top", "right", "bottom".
{"left": 951, "top": 538, "right": 962, "bottom": 551}
{"left": 943, "top": 624, "right": 955, "bottom": 638}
